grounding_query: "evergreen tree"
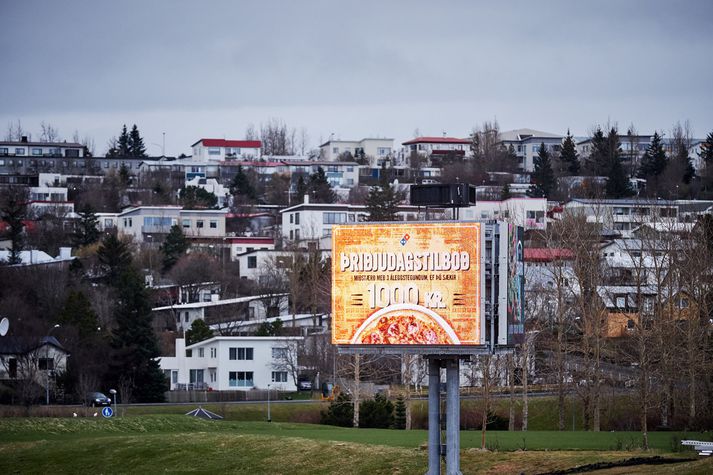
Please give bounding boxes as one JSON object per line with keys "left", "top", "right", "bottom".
{"left": 118, "top": 124, "right": 130, "bottom": 156}
{"left": 73, "top": 204, "right": 100, "bottom": 247}
{"left": 676, "top": 147, "right": 695, "bottom": 185}
{"left": 359, "top": 393, "right": 395, "bottom": 429}
{"left": 308, "top": 167, "right": 336, "bottom": 203}
{"left": 295, "top": 175, "right": 308, "bottom": 200}
{"left": 320, "top": 392, "right": 354, "bottom": 427}
{"left": 393, "top": 396, "right": 407, "bottom": 430}
{"left": 160, "top": 224, "right": 189, "bottom": 273}
{"left": 128, "top": 124, "right": 147, "bottom": 158}
{"left": 97, "top": 234, "right": 133, "bottom": 284}
{"left": 118, "top": 164, "right": 130, "bottom": 187}
{"left": 560, "top": 129, "right": 580, "bottom": 175}
{"left": 179, "top": 186, "right": 218, "bottom": 209}
{"left": 109, "top": 267, "right": 167, "bottom": 402}
{"left": 229, "top": 165, "right": 257, "bottom": 202}
{"left": 185, "top": 319, "right": 214, "bottom": 345}
{"left": 366, "top": 165, "right": 401, "bottom": 221}
{"left": 58, "top": 290, "right": 99, "bottom": 339}
{"left": 605, "top": 128, "right": 633, "bottom": 198}
{"left": 505, "top": 144, "right": 520, "bottom": 171}
{"left": 637, "top": 132, "right": 667, "bottom": 179}
{"left": 527, "top": 143, "right": 555, "bottom": 198}
{"left": 588, "top": 127, "right": 609, "bottom": 176}
{"left": 700, "top": 131, "right": 713, "bottom": 164}
{"left": 501, "top": 182, "right": 512, "bottom": 200}
{"left": 0, "top": 186, "right": 28, "bottom": 265}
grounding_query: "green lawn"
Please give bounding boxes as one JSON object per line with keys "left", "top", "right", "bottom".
{"left": 1, "top": 416, "right": 711, "bottom": 474}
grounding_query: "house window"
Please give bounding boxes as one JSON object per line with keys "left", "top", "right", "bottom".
{"left": 272, "top": 371, "right": 288, "bottom": 383}
{"left": 247, "top": 256, "right": 257, "bottom": 268}
{"left": 332, "top": 147, "right": 339, "bottom": 154}
{"left": 229, "top": 347, "right": 254, "bottom": 360}
{"left": 184, "top": 312, "right": 189, "bottom": 322}
{"left": 228, "top": 371, "right": 254, "bottom": 387}
{"left": 210, "top": 347, "right": 217, "bottom": 358}
{"left": 189, "top": 369, "right": 204, "bottom": 383}
{"left": 208, "top": 148, "right": 221, "bottom": 155}
{"left": 272, "top": 347, "right": 287, "bottom": 359}
{"left": 294, "top": 213, "right": 300, "bottom": 225}
{"left": 679, "top": 298, "right": 689, "bottom": 309}
{"left": 196, "top": 220, "right": 204, "bottom": 228}
{"left": 182, "top": 219, "right": 190, "bottom": 228}
{"left": 198, "top": 348, "right": 204, "bottom": 357}
{"left": 38, "top": 358, "right": 54, "bottom": 370}
{"left": 0, "top": 147, "right": 7, "bottom": 155}
{"left": 616, "top": 297, "right": 626, "bottom": 308}
{"left": 15, "top": 148, "right": 26, "bottom": 155}
{"left": 323, "top": 212, "right": 347, "bottom": 224}
{"left": 209, "top": 220, "right": 217, "bottom": 229}
{"left": 289, "top": 214, "right": 293, "bottom": 224}
{"left": 32, "top": 148, "right": 42, "bottom": 156}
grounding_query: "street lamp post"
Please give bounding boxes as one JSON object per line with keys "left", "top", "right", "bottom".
{"left": 45, "top": 324, "right": 60, "bottom": 405}
{"left": 267, "top": 384, "right": 271, "bottom": 423}
{"left": 110, "top": 389, "right": 118, "bottom": 417}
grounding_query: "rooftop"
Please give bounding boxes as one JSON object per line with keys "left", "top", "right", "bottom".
{"left": 498, "top": 129, "right": 563, "bottom": 142}
{"left": 192, "top": 139, "right": 262, "bottom": 148}
{"left": 402, "top": 136, "right": 471, "bottom": 145}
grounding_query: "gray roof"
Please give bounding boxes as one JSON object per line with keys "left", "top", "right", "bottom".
{"left": 567, "top": 198, "right": 677, "bottom": 206}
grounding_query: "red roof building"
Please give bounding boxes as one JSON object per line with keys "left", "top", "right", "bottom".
{"left": 191, "top": 138, "right": 262, "bottom": 161}
{"left": 524, "top": 248, "right": 575, "bottom": 262}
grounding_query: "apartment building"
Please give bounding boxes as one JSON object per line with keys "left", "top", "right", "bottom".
{"left": 498, "top": 129, "right": 564, "bottom": 173}
{"left": 319, "top": 138, "right": 394, "bottom": 163}
{"left": 401, "top": 136, "right": 470, "bottom": 159}
{"left": 457, "top": 197, "right": 548, "bottom": 230}
{"left": 117, "top": 206, "right": 228, "bottom": 244}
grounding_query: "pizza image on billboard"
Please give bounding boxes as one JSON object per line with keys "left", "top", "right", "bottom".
{"left": 332, "top": 222, "right": 481, "bottom": 346}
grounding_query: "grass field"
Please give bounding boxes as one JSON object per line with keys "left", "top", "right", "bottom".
{"left": 1, "top": 415, "right": 712, "bottom": 474}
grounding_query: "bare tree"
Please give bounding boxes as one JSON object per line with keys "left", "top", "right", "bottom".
{"left": 5, "top": 119, "right": 30, "bottom": 141}
{"left": 39, "top": 121, "right": 60, "bottom": 142}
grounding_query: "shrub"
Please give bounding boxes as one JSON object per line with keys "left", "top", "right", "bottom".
{"left": 393, "top": 396, "right": 406, "bottom": 429}
{"left": 320, "top": 393, "right": 353, "bottom": 427}
{"left": 359, "top": 393, "right": 394, "bottom": 429}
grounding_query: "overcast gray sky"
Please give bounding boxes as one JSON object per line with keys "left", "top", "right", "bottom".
{"left": 1, "top": 0, "right": 712, "bottom": 156}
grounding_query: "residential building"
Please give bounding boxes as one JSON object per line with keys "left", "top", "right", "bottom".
{"left": 158, "top": 336, "right": 302, "bottom": 391}
{"left": 562, "top": 199, "right": 678, "bottom": 233}
{"left": 0, "top": 138, "right": 86, "bottom": 159}
{"left": 401, "top": 136, "right": 470, "bottom": 160}
{"left": 226, "top": 236, "right": 275, "bottom": 262}
{"left": 191, "top": 139, "right": 262, "bottom": 162}
{"left": 457, "top": 197, "right": 548, "bottom": 230}
{"left": 319, "top": 138, "right": 394, "bottom": 163}
{"left": 185, "top": 176, "right": 231, "bottom": 208}
{"left": 0, "top": 248, "right": 74, "bottom": 266}
{"left": 0, "top": 336, "right": 69, "bottom": 398}
{"left": 152, "top": 294, "right": 288, "bottom": 334}
{"left": 498, "top": 129, "right": 564, "bottom": 173}
{"left": 116, "top": 206, "right": 228, "bottom": 244}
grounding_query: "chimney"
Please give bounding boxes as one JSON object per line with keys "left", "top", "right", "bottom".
{"left": 211, "top": 294, "right": 219, "bottom": 303}
{"left": 21, "top": 136, "right": 28, "bottom": 143}
{"left": 304, "top": 194, "right": 309, "bottom": 204}
{"left": 59, "top": 247, "right": 72, "bottom": 259}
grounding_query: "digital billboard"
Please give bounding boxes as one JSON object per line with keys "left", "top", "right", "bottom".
{"left": 331, "top": 222, "right": 481, "bottom": 346}
{"left": 507, "top": 224, "right": 525, "bottom": 345}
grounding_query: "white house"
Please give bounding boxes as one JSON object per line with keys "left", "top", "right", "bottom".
{"left": 0, "top": 138, "right": 86, "bottom": 159}
{"left": 117, "top": 206, "right": 228, "bottom": 244}
{"left": 457, "top": 197, "right": 548, "bottom": 230}
{"left": 498, "top": 129, "right": 564, "bottom": 173}
{"left": 185, "top": 176, "right": 231, "bottom": 208}
{"left": 0, "top": 336, "right": 69, "bottom": 400}
{"left": 401, "top": 136, "right": 471, "bottom": 159}
{"left": 319, "top": 138, "right": 394, "bottom": 163}
{"left": 153, "top": 294, "right": 289, "bottom": 333}
{"left": 563, "top": 199, "right": 678, "bottom": 234}
{"left": 191, "top": 139, "right": 262, "bottom": 162}
{"left": 158, "top": 336, "right": 302, "bottom": 391}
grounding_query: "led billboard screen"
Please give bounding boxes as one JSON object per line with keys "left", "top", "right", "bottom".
{"left": 332, "top": 222, "right": 481, "bottom": 346}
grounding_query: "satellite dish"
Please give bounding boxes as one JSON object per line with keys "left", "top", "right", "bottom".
{"left": 0, "top": 318, "right": 9, "bottom": 337}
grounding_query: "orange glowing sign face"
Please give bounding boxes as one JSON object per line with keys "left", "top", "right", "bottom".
{"left": 332, "top": 222, "right": 481, "bottom": 346}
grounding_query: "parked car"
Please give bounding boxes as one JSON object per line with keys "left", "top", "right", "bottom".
{"left": 297, "top": 376, "right": 312, "bottom": 391}
{"left": 85, "top": 392, "right": 112, "bottom": 407}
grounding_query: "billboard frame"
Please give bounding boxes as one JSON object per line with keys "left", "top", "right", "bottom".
{"left": 332, "top": 220, "right": 523, "bottom": 356}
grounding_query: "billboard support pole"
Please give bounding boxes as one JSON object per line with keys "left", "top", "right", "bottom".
{"left": 427, "top": 358, "right": 441, "bottom": 475}
{"left": 445, "top": 359, "right": 462, "bottom": 475}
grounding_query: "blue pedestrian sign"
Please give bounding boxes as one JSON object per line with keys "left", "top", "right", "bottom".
{"left": 102, "top": 406, "right": 113, "bottom": 418}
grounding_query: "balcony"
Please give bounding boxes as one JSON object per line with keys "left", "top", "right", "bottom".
{"left": 142, "top": 224, "right": 173, "bottom": 234}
